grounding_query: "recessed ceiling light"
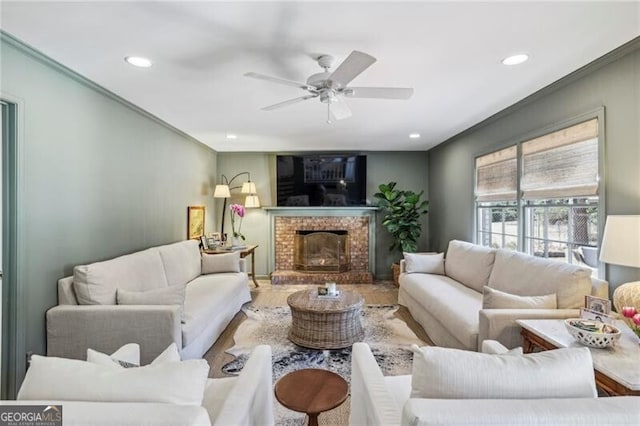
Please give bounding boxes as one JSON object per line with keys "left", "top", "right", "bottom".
{"left": 124, "top": 56, "right": 152, "bottom": 68}
{"left": 226, "top": 133, "right": 238, "bottom": 140}
{"left": 501, "top": 53, "right": 529, "bottom": 66}
{"left": 409, "top": 133, "right": 421, "bottom": 139}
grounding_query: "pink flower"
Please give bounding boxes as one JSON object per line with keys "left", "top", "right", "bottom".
{"left": 230, "top": 204, "right": 245, "bottom": 218}
{"left": 229, "top": 204, "right": 246, "bottom": 240}
{"left": 622, "top": 306, "right": 638, "bottom": 318}
{"left": 633, "top": 313, "right": 640, "bottom": 326}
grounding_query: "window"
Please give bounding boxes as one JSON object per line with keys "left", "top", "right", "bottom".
{"left": 475, "top": 146, "right": 518, "bottom": 250}
{"left": 475, "top": 118, "right": 601, "bottom": 272}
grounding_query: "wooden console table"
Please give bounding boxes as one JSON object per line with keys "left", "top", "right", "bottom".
{"left": 203, "top": 244, "right": 259, "bottom": 287}
{"left": 517, "top": 319, "right": 640, "bottom": 396}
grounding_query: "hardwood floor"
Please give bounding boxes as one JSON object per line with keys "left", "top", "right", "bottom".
{"left": 204, "top": 280, "right": 432, "bottom": 378}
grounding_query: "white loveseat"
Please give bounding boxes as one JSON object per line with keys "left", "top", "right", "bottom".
{"left": 2, "top": 345, "right": 274, "bottom": 426}
{"left": 350, "top": 342, "right": 640, "bottom": 426}
{"left": 399, "top": 240, "right": 609, "bottom": 351}
{"left": 47, "top": 239, "right": 251, "bottom": 363}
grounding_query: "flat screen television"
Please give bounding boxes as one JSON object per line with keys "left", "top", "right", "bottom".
{"left": 276, "top": 154, "right": 367, "bottom": 207}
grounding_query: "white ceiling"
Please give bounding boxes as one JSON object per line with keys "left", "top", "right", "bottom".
{"left": 1, "top": 1, "right": 639, "bottom": 152}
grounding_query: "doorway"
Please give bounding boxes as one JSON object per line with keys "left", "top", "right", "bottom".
{"left": 1, "top": 99, "right": 19, "bottom": 398}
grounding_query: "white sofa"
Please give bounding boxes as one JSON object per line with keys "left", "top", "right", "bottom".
{"left": 2, "top": 345, "right": 274, "bottom": 426}
{"left": 46, "top": 239, "right": 251, "bottom": 363}
{"left": 399, "top": 240, "right": 609, "bottom": 351}
{"left": 350, "top": 342, "right": 640, "bottom": 426}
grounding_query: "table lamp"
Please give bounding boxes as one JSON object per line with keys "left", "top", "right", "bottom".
{"left": 599, "top": 215, "right": 640, "bottom": 313}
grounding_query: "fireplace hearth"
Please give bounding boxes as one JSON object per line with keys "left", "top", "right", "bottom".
{"left": 294, "top": 230, "right": 350, "bottom": 273}
{"left": 267, "top": 208, "right": 375, "bottom": 284}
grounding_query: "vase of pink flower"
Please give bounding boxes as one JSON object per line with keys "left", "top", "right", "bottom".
{"left": 229, "top": 203, "right": 246, "bottom": 246}
{"left": 621, "top": 306, "right": 640, "bottom": 343}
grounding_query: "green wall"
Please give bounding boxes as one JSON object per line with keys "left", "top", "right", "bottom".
{"left": 216, "top": 151, "right": 429, "bottom": 279}
{"left": 1, "top": 34, "right": 218, "bottom": 394}
{"left": 428, "top": 40, "right": 640, "bottom": 295}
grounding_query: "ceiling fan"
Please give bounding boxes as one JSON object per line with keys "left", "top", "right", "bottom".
{"left": 244, "top": 51, "right": 414, "bottom": 123}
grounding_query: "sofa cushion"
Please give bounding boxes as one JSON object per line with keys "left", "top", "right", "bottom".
{"left": 400, "top": 273, "right": 482, "bottom": 349}
{"left": 18, "top": 355, "right": 210, "bottom": 405}
{"left": 488, "top": 249, "right": 592, "bottom": 308}
{"left": 74, "top": 248, "right": 169, "bottom": 305}
{"left": 158, "top": 240, "right": 202, "bottom": 287}
{"left": 410, "top": 345, "right": 597, "bottom": 399}
{"left": 445, "top": 240, "right": 496, "bottom": 292}
{"left": 202, "top": 252, "right": 241, "bottom": 274}
{"left": 117, "top": 285, "right": 186, "bottom": 321}
{"left": 482, "top": 286, "right": 557, "bottom": 309}
{"left": 404, "top": 252, "right": 445, "bottom": 275}
{"left": 182, "top": 273, "right": 248, "bottom": 346}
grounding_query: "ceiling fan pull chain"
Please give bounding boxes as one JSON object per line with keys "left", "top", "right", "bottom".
{"left": 327, "top": 103, "right": 332, "bottom": 124}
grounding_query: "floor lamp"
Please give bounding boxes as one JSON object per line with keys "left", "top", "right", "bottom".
{"left": 213, "top": 172, "right": 260, "bottom": 238}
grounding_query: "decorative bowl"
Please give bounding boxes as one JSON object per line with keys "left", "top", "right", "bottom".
{"left": 564, "top": 318, "right": 621, "bottom": 348}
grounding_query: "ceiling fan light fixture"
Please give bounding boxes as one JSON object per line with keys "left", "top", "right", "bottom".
{"left": 501, "top": 53, "right": 529, "bottom": 66}
{"left": 245, "top": 50, "right": 413, "bottom": 122}
{"left": 124, "top": 56, "right": 152, "bottom": 68}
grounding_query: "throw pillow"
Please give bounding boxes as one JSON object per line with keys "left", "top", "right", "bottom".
{"left": 87, "top": 343, "right": 180, "bottom": 369}
{"left": 482, "top": 286, "right": 557, "bottom": 309}
{"left": 18, "top": 355, "right": 209, "bottom": 405}
{"left": 87, "top": 343, "right": 141, "bottom": 368}
{"left": 116, "top": 285, "right": 186, "bottom": 321}
{"left": 404, "top": 252, "right": 445, "bottom": 275}
{"left": 201, "top": 251, "right": 241, "bottom": 274}
{"left": 151, "top": 342, "right": 181, "bottom": 365}
{"left": 410, "top": 345, "right": 596, "bottom": 399}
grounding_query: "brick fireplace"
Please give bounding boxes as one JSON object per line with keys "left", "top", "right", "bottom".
{"left": 266, "top": 207, "right": 376, "bottom": 284}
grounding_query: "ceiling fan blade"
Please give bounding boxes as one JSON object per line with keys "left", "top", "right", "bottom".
{"left": 327, "top": 51, "right": 376, "bottom": 87}
{"left": 261, "top": 94, "right": 318, "bottom": 111}
{"left": 329, "top": 97, "right": 352, "bottom": 121}
{"left": 244, "top": 72, "right": 314, "bottom": 91}
{"left": 345, "top": 87, "right": 414, "bottom": 99}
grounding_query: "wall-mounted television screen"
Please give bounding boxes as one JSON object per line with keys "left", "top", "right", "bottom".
{"left": 276, "top": 154, "right": 367, "bottom": 207}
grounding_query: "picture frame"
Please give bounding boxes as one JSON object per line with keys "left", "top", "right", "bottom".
{"left": 200, "top": 235, "right": 209, "bottom": 249}
{"left": 584, "top": 295, "right": 611, "bottom": 315}
{"left": 187, "top": 206, "right": 205, "bottom": 240}
{"left": 579, "top": 307, "right": 614, "bottom": 324}
{"left": 206, "top": 238, "right": 218, "bottom": 249}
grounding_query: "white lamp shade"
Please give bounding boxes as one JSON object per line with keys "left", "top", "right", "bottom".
{"left": 214, "top": 184, "right": 231, "bottom": 198}
{"left": 244, "top": 195, "right": 260, "bottom": 208}
{"left": 599, "top": 215, "right": 640, "bottom": 267}
{"left": 241, "top": 181, "right": 257, "bottom": 194}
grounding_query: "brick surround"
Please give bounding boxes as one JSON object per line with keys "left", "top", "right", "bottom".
{"left": 271, "top": 215, "right": 374, "bottom": 284}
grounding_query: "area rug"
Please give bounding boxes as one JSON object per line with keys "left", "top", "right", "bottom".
{"left": 222, "top": 304, "right": 425, "bottom": 425}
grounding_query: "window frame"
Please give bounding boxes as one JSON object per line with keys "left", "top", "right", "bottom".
{"left": 473, "top": 108, "right": 606, "bottom": 278}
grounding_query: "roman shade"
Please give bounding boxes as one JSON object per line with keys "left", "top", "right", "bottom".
{"left": 521, "top": 118, "right": 599, "bottom": 200}
{"left": 475, "top": 146, "right": 517, "bottom": 202}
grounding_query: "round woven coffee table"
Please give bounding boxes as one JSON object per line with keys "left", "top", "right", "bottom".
{"left": 274, "top": 368, "right": 348, "bottom": 426}
{"left": 287, "top": 289, "right": 364, "bottom": 349}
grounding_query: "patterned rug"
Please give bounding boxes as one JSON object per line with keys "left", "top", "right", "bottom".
{"left": 222, "top": 304, "right": 425, "bottom": 425}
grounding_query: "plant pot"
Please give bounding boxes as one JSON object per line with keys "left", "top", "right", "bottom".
{"left": 392, "top": 262, "right": 401, "bottom": 287}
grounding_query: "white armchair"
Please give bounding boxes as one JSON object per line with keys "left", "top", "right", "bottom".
{"left": 349, "top": 342, "right": 640, "bottom": 426}
{"left": 3, "top": 345, "right": 274, "bottom": 426}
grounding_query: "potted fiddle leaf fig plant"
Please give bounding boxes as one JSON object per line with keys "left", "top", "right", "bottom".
{"left": 374, "top": 181, "right": 429, "bottom": 284}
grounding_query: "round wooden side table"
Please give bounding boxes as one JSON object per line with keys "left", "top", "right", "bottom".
{"left": 274, "top": 368, "right": 348, "bottom": 426}
{"left": 287, "top": 289, "right": 364, "bottom": 349}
